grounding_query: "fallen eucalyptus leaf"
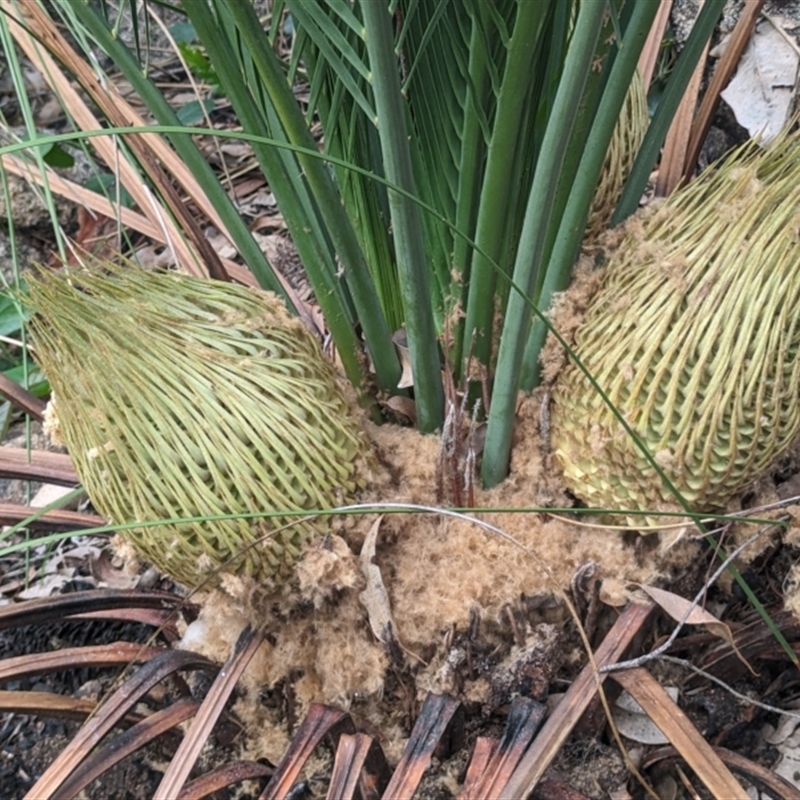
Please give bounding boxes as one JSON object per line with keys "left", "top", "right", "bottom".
{"left": 720, "top": 17, "right": 799, "bottom": 144}
{"left": 613, "top": 687, "right": 679, "bottom": 745}
{"left": 359, "top": 516, "right": 397, "bottom": 649}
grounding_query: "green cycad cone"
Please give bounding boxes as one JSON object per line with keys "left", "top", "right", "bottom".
{"left": 25, "top": 261, "right": 372, "bottom": 586}
{"left": 585, "top": 70, "right": 649, "bottom": 243}
{"left": 551, "top": 132, "right": 800, "bottom": 526}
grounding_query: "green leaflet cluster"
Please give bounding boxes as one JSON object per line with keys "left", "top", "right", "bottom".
{"left": 551, "top": 133, "right": 800, "bottom": 527}
{"left": 26, "top": 263, "right": 371, "bottom": 586}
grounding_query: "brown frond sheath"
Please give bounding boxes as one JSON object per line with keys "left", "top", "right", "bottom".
{"left": 0, "top": 642, "right": 164, "bottom": 684}
{"left": 0, "top": 690, "right": 144, "bottom": 728}
{"left": 0, "top": 503, "right": 103, "bottom": 531}
{"left": 0, "top": 589, "right": 192, "bottom": 632}
{"left": 260, "top": 694, "right": 461, "bottom": 800}
{"left": 178, "top": 762, "right": 273, "bottom": 800}
{"left": 684, "top": 0, "right": 766, "bottom": 180}
{"left": 155, "top": 626, "right": 264, "bottom": 799}
{"left": 54, "top": 699, "right": 200, "bottom": 800}
{"left": 15, "top": 3, "right": 228, "bottom": 281}
{"left": 381, "top": 693, "right": 463, "bottom": 799}
{"left": 642, "top": 746, "right": 800, "bottom": 799}
{"left": 260, "top": 704, "right": 355, "bottom": 799}
{"left": 25, "top": 649, "right": 218, "bottom": 799}
{"left": 0, "top": 448, "right": 79, "bottom": 485}
{"left": 71, "top": 608, "right": 185, "bottom": 641}
{"left": 460, "top": 697, "right": 546, "bottom": 800}
{"left": 0, "top": 374, "right": 46, "bottom": 420}
{"left": 328, "top": 733, "right": 390, "bottom": 800}
{"left": 500, "top": 602, "right": 655, "bottom": 797}
{"left": 612, "top": 668, "right": 745, "bottom": 797}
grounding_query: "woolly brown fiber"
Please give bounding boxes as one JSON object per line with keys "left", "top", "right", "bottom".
{"left": 177, "top": 392, "right": 703, "bottom": 725}
{"left": 368, "top": 402, "right": 701, "bottom": 650}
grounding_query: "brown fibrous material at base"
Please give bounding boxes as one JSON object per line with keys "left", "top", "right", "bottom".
{"left": 173, "top": 384, "right": 800, "bottom": 782}
{"left": 170, "top": 234, "right": 797, "bottom": 774}
{"left": 367, "top": 398, "right": 702, "bottom": 649}
{"left": 177, "top": 389, "right": 705, "bottom": 728}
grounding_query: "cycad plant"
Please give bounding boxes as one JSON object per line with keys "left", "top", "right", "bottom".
{"left": 0, "top": 0, "right": 730, "bottom": 585}
{"left": 13, "top": 1, "right": 721, "bottom": 454}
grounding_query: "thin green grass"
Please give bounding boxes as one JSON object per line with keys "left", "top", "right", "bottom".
{"left": 0, "top": 502, "right": 789, "bottom": 563}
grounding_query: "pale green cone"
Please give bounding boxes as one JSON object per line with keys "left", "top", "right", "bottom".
{"left": 26, "top": 261, "right": 372, "bottom": 586}
{"left": 585, "top": 70, "right": 649, "bottom": 243}
{"left": 551, "top": 132, "right": 800, "bottom": 527}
